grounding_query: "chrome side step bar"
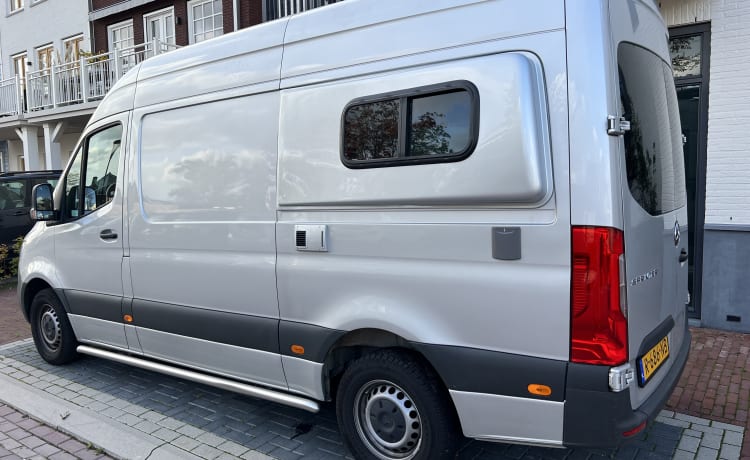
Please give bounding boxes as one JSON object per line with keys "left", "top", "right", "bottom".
{"left": 77, "top": 345, "right": 320, "bottom": 413}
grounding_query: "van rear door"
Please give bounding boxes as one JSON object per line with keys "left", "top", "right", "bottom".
{"left": 610, "top": 0, "right": 690, "bottom": 409}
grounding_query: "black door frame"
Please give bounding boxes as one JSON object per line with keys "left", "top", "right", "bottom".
{"left": 669, "top": 22, "right": 710, "bottom": 319}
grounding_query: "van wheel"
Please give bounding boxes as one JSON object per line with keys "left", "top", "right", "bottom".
{"left": 30, "top": 289, "right": 78, "bottom": 365}
{"left": 336, "top": 350, "right": 459, "bottom": 460}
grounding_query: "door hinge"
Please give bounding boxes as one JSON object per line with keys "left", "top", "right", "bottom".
{"left": 607, "top": 115, "right": 631, "bottom": 136}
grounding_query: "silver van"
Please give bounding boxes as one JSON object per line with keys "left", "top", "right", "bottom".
{"left": 18, "top": 1, "right": 690, "bottom": 458}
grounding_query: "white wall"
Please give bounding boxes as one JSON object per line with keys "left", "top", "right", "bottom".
{"left": 661, "top": 0, "right": 750, "bottom": 226}
{"left": 0, "top": 0, "right": 90, "bottom": 78}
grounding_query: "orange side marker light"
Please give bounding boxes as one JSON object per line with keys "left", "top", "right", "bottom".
{"left": 291, "top": 345, "right": 305, "bottom": 355}
{"left": 527, "top": 384, "right": 552, "bottom": 397}
{"left": 123, "top": 315, "right": 133, "bottom": 323}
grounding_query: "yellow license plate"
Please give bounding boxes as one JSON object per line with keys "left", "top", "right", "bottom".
{"left": 638, "top": 336, "right": 670, "bottom": 386}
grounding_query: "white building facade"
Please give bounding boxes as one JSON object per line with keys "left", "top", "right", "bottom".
{"left": 0, "top": 0, "right": 92, "bottom": 172}
{"left": 659, "top": 0, "right": 750, "bottom": 331}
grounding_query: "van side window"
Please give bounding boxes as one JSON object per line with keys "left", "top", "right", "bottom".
{"left": 64, "top": 124, "right": 122, "bottom": 219}
{"left": 342, "top": 81, "right": 478, "bottom": 168}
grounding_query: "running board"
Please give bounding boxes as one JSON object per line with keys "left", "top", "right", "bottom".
{"left": 76, "top": 345, "right": 320, "bottom": 413}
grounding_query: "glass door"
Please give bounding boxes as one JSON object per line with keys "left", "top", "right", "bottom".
{"left": 669, "top": 23, "right": 710, "bottom": 318}
{"left": 144, "top": 8, "right": 175, "bottom": 56}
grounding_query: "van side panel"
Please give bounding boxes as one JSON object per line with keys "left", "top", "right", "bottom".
{"left": 277, "top": 28, "right": 571, "bottom": 443}
{"left": 133, "top": 19, "right": 287, "bottom": 108}
{"left": 282, "top": 0, "right": 564, "bottom": 81}
{"left": 565, "top": 2, "right": 623, "bottom": 229}
{"left": 127, "top": 88, "right": 286, "bottom": 389}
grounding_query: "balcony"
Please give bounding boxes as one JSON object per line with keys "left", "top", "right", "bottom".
{"left": 265, "top": 0, "right": 342, "bottom": 21}
{"left": 0, "top": 40, "right": 177, "bottom": 120}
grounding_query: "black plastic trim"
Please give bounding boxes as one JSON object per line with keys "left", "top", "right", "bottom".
{"left": 563, "top": 320, "right": 691, "bottom": 447}
{"left": 278, "top": 321, "right": 345, "bottom": 362}
{"left": 132, "top": 299, "right": 280, "bottom": 354}
{"left": 65, "top": 290, "right": 123, "bottom": 323}
{"left": 340, "top": 80, "right": 480, "bottom": 169}
{"left": 411, "top": 343, "right": 567, "bottom": 402}
{"left": 636, "top": 315, "right": 675, "bottom": 357}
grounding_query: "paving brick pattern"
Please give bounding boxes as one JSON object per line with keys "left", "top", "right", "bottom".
{"left": 0, "top": 402, "right": 112, "bottom": 460}
{"left": 0, "top": 283, "right": 28, "bottom": 346}
{"left": 0, "top": 339, "right": 743, "bottom": 460}
{"left": 666, "top": 328, "right": 750, "bottom": 458}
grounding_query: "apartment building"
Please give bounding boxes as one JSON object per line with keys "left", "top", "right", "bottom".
{"left": 0, "top": 0, "right": 92, "bottom": 171}
{"left": 659, "top": 0, "right": 750, "bottom": 332}
{"left": 0, "top": 0, "right": 340, "bottom": 173}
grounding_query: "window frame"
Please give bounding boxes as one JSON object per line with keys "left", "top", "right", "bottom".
{"left": 63, "top": 34, "right": 84, "bottom": 63}
{"left": 35, "top": 43, "right": 54, "bottom": 70}
{"left": 11, "top": 52, "right": 27, "bottom": 84}
{"left": 107, "top": 19, "right": 134, "bottom": 52}
{"left": 9, "top": 0, "right": 23, "bottom": 13}
{"left": 340, "top": 80, "right": 480, "bottom": 169}
{"left": 61, "top": 122, "right": 122, "bottom": 222}
{"left": 187, "top": 0, "right": 224, "bottom": 44}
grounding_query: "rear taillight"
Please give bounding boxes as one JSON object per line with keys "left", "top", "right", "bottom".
{"left": 570, "top": 226, "right": 628, "bottom": 366}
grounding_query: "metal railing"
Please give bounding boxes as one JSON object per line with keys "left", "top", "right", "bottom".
{"left": 265, "top": 0, "right": 342, "bottom": 20}
{"left": 0, "top": 76, "right": 23, "bottom": 117}
{"left": 1, "top": 40, "right": 176, "bottom": 116}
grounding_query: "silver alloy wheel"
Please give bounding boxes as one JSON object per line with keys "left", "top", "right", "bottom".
{"left": 39, "top": 304, "right": 62, "bottom": 352}
{"left": 353, "top": 380, "right": 423, "bottom": 460}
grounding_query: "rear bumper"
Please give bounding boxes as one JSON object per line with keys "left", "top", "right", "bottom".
{"left": 562, "top": 322, "right": 691, "bottom": 447}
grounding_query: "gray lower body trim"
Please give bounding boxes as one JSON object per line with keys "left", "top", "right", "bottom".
{"left": 76, "top": 345, "right": 320, "bottom": 413}
{"left": 132, "top": 299, "right": 280, "bottom": 353}
{"left": 65, "top": 290, "right": 123, "bottom": 323}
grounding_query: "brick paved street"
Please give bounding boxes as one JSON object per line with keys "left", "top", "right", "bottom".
{"left": 666, "top": 328, "right": 750, "bottom": 458}
{"left": 0, "top": 282, "right": 29, "bottom": 346}
{"left": 0, "top": 286, "right": 748, "bottom": 459}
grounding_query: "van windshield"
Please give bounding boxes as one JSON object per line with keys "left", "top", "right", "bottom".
{"left": 618, "top": 42, "right": 686, "bottom": 216}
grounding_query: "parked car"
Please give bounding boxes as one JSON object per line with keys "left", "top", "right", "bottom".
{"left": 0, "top": 170, "right": 61, "bottom": 246}
{"left": 18, "top": 1, "right": 690, "bottom": 458}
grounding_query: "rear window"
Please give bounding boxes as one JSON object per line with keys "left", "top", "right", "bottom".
{"left": 618, "top": 43, "right": 686, "bottom": 215}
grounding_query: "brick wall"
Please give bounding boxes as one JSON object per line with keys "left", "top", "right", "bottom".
{"left": 703, "top": 0, "right": 750, "bottom": 226}
{"left": 239, "top": 0, "right": 263, "bottom": 28}
{"left": 92, "top": 0, "right": 190, "bottom": 52}
{"left": 92, "top": 0, "right": 128, "bottom": 10}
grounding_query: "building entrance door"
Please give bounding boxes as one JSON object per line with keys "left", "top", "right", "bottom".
{"left": 669, "top": 23, "right": 710, "bottom": 319}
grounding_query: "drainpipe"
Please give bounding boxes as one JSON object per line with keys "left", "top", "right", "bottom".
{"left": 233, "top": 0, "right": 240, "bottom": 31}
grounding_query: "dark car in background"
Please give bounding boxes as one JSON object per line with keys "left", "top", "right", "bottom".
{"left": 0, "top": 170, "right": 61, "bottom": 246}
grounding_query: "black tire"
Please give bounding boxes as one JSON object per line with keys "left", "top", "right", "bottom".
{"left": 336, "top": 349, "right": 460, "bottom": 460}
{"left": 30, "top": 289, "right": 79, "bottom": 365}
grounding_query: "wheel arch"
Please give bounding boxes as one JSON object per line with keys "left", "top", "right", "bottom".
{"left": 21, "top": 278, "right": 57, "bottom": 322}
{"left": 321, "top": 328, "right": 451, "bottom": 402}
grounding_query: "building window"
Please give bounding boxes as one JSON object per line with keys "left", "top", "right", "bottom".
{"left": 11, "top": 52, "right": 27, "bottom": 84}
{"left": 35, "top": 45, "right": 54, "bottom": 70}
{"left": 63, "top": 35, "right": 84, "bottom": 63}
{"left": 342, "top": 81, "right": 479, "bottom": 168}
{"left": 144, "top": 7, "right": 176, "bottom": 50}
{"left": 188, "top": 0, "right": 223, "bottom": 44}
{"left": 107, "top": 20, "right": 134, "bottom": 52}
{"left": 9, "top": 0, "right": 23, "bottom": 12}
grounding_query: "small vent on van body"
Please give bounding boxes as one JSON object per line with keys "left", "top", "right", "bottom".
{"left": 295, "top": 230, "right": 307, "bottom": 249}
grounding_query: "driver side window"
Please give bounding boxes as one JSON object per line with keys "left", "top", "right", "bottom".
{"left": 64, "top": 124, "right": 123, "bottom": 219}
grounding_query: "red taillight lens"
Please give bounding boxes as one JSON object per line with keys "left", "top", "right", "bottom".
{"left": 570, "top": 226, "right": 628, "bottom": 366}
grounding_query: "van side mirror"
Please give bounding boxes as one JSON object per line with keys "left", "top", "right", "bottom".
{"left": 30, "top": 183, "right": 58, "bottom": 222}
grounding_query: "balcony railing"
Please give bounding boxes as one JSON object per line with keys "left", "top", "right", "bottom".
{"left": 0, "top": 40, "right": 177, "bottom": 118}
{"left": 265, "top": 0, "right": 342, "bottom": 20}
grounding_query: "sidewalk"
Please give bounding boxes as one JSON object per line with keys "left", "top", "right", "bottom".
{"left": 0, "top": 284, "right": 748, "bottom": 459}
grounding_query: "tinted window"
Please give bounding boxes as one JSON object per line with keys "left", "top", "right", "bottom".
{"left": 343, "top": 82, "right": 478, "bottom": 168}
{"left": 408, "top": 91, "right": 472, "bottom": 157}
{"left": 618, "top": 43, "right": 686, "bottom": 215}
{"left": 0, "top": 180, "right": 26, "bottom": 210}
